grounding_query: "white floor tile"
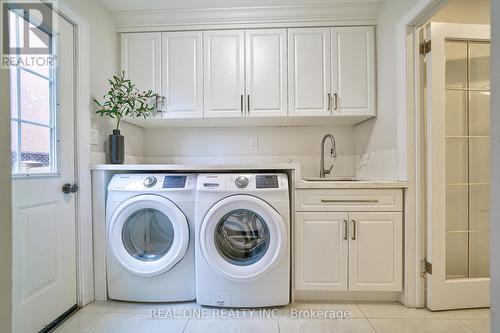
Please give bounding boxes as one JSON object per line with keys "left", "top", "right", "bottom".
{"left": 58, "top": 301, "right": 492, "bottom": 333}
{"left": 54, "top": 312, "right": 106, "bottom": 332}
{"left": 110, "top": 300, "right": 200, "bottom": 314}
{"left": 54, "top": 311, "right": 188, "bottom": 333}
{"left": 279, "top": 318, "right": 376, "bottom": 333}
{"left": 460, "top": 319, "right": 491, "bottom": 333}
{"left": 279, "top": 302, "right": 364, "bottom": 319}
{"left": 96, "top": 313, "right": 187, "bottom": 333}
{"left": 79, "top": 301, "right": 116, "bottom": 313}
{"left": 183, "top": 318, "right": 279, "bottom": 333}
{"left": 449, "top": 308, "right": 491, "bottom": 320}
{"left": 368, "top": 318, "right": 473, "bottom": 333}
{"left": 357, "top": 302, "right": 455, "bottom": 319}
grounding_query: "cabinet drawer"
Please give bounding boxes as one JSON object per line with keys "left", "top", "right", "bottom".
{"left": 295, "top": 189, "right": 402, "bottom": 212}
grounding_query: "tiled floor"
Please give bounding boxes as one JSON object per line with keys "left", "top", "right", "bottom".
{"left": 53, "top": 301, "right": 490, "bottom": 333}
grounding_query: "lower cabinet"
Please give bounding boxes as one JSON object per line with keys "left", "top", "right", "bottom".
{"left": 295, "top": 211, "right": 402, "bottom": 292}
{"left": 295, "top": 212, "right": 348, "bottom": 290}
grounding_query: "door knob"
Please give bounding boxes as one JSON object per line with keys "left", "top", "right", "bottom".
{"left": 62, "top": 183, "right": 79, "bottom": 194}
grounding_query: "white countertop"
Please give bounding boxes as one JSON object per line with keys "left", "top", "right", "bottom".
{"left": 295, "top": 179, "right": 408, "bottom": 189}
{"left": 90, "top": 163, "right": 408, "bottom": 189}
{"left": 90, "top": 163, "right": 300, "bottom": 172}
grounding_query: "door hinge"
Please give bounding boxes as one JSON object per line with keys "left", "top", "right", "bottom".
{"left": 421, "top": 258, "right": 432, "bottom": 277}
{"left": 420, "top": 40, "right": 431, "bottom": 55}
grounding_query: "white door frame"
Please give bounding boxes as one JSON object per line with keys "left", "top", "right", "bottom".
{"left": 51, "top": 0, "right": 93, "bottom": 307}
{"left": 395, "top": 0, "right": 448, "bottom": 308}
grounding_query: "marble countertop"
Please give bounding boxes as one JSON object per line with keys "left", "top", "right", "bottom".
{"left": 295, "top": 179, "right": 408, "bottom": 189}
{"left": 90, "top": 163, "right": 408, "bottom": 189}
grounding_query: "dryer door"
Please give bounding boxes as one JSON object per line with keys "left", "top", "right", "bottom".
{"left": 200, "top": 194, "right": 287, "bottom": 282}
{"left": 109, "top": 194, "right": 189, "bottom": 277}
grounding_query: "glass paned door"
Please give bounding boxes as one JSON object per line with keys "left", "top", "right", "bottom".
{"left": 426, "top": 23, "right": 490, "bottom": 311}
{"left": 444, "top": 40, "right": 490, "bottom": 279}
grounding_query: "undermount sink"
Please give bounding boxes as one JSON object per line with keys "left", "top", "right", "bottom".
{"left": 301, "top": 176, "right": 361, "bottom": 182}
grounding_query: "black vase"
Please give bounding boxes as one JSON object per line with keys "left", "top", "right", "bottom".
{"left": 108, "top": 129, "right": 124, "bottom": 164}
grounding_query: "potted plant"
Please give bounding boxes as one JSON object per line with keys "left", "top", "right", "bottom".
{"left": 94, "top": 71, "right": 159, "bottom": 164}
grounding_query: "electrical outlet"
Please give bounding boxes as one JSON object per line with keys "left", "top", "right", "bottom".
{"left": 90, "top": 129, "right": 98, "bottom": 145}
{"left": 249, "top": 138, "right": 258, "bottom": 150}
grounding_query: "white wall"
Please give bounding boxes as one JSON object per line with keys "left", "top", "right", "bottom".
{"left": 353, "top": 0, "right": 416, "bottom": 180}
{"left": 143, "top": 126, "right": 355, "bottom": 177}
{"left": 491, "top": 0, "right": 499, "bottom": 330}
{"left": 64, "top": 0, "right": 144, "bottom": 164}
{"left": 0, "top": 37, "right": 13, "bottom": 333}
{"left": 432, "top": 0, "right": 490, "bottom": 24}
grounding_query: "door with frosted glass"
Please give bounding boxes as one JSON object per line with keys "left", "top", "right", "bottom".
{"left": 426, "top": 22, "right": 490, "bottom": 310}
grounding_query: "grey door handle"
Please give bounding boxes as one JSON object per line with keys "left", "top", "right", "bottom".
{"left": 343, "top": 219, "right": 348, "bottom": 240}
{"left": 351, "top": 220, "right": 356, "bottom": 240}
{"left": 62, "top": 183, "right": 79, "bottom": 194}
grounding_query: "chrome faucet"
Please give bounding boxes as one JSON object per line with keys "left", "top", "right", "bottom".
{"left": 320, "top": 134, "right": 337, "bottom": 178}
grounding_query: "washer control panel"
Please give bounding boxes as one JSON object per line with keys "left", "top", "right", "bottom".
{"left": 163, "top": 175, "right": 187, "bottom": 189}
{"left": 235, "top": 176, "right": 249, "bottom": 188}
{"left": 143, "top": 176, "right": 157, "bottom": 188}
{"left": 108, "top": 174, "right": 196, "bottom": 191}
{"left": 255, "top": 175, "right": 279, "bottom": 189}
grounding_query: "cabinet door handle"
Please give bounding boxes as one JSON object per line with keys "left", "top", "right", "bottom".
{"left": 240, "top": 95, "right": 244, "bottom": 112}
{"left": 351, "top": 220, "right": 356, "bottom": 240}
{"left": 343, "top": 219, "right": 348, "bottom": 240}
{"left": 334, "top": 93, "right": 338, "bottom": 110}
{"left": 327, "top": 93, "right": 331, "bottom": 110}
{"left": 247, "top": 95, "right": 250, "bottom": 113}
{"left": 321, "top": 199, "right": 379, "bottom": 203}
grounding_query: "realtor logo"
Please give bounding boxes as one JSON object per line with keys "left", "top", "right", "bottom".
{"left": 1, "top": 0, "right": 56, "bottom": 68}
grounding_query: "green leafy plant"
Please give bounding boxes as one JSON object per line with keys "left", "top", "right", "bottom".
{"left": 93, "top": 71, "right": 160, "bottom": 131}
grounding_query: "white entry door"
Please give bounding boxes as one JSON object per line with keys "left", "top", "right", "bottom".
{"left": 10, "top": 6, "right": 78, "bottom": 332}
{"left": 425, "top": 22, "right": 490, "bottom": 310}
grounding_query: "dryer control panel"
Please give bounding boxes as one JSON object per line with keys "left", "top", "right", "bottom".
{"left": 108, "top": 174, "right": 196, "bottom": 191}
{"left": 255, "top": 175, "right": 279, "bottom": 189}
{"left": 197, "top": 174, "right": 288, "bottom": 192}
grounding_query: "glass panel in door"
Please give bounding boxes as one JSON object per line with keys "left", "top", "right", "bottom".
{"left": 445, "top": 40, "right": 490, "bottom": 280}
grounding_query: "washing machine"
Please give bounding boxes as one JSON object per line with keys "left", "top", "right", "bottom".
{"left": 195, "top": 173, "right": 290, "bottom": 308}
{"left": 106, "top": 173, "right": 196, "bottom": 302}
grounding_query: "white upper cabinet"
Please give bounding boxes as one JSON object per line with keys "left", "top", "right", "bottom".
{"left": 120, "top": 26, "right": 377, "bottom": 125}
{"left": 161, "top": 32, "right": 203, "bottom": 118}
{"left": 121, "top": 33, "right": 161, "bottom": 94}
{"left": 331, "top": 27, "right": 376, "bottom": 116}
{"left": 203, "top": 30, "right": 245, "bottom": 118}
{"left": 245, "top": 29, "right": 288, "bottom": 117}
{"left": 288, "top": 28, "right": 332, "bottom": 117}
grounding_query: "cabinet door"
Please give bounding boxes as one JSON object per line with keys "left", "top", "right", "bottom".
{"left": 288, "top": 28, "right": 331, "bottom": 116}
{"left": 331, "top": 27, "right": 375, "bottom": 116}
{"left": 203, "top": 30, "right": 245, "bottom": 118}
{"left": 245, "top": 29, "right": 287, "bottom": 117}
{"left": 121, "top": 33, "right": 161, "bottom": 94}
{"left": 348, "top": 212, "right": 402, "bottom": 291}
{"left": 161, "top": 32, "right": 203, "bottom": 118}
{"left": 295, "top": 212, "right": 348, "bottom": 291}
